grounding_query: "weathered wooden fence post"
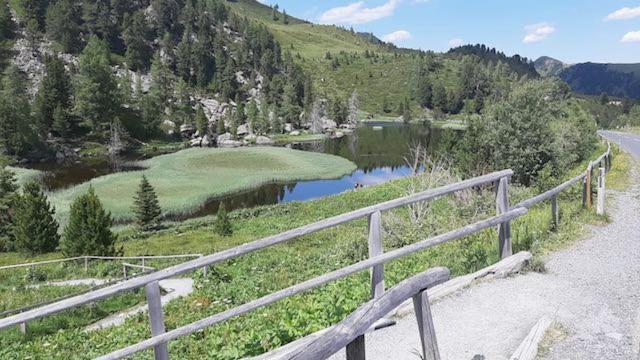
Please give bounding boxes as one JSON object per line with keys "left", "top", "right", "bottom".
{"left": 413, "top": 289, "right": 440, "bottom": 360}
{"left": 145, "top": 281, "right": 169, "bottom": 360}
{"left": 495, "top": 177, "right": 512, "bottom": 259}
{"left": 597, "top": 167, "right": 606, "bottom": 215}
{"left": 84, "top": 257, "right": 89, "bottom": 273}
{"left": 123, "top": 264, "right": 127, "bottom": 279}
{"left": 551, "top": 195, "right": 559, "bottom": 230}
{"left": 19, "top": 322, "right": 27, "bottom": 334}
{"left": 585, "top": 163, "right": 593, "bottom": 209}
{"left": 368, "top": 211, "right": 384, "bottom": 298}
{"left": 345, "top": 211, "right": 384, "bottom": 360}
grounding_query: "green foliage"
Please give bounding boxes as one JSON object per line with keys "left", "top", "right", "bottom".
{"left": 132, "top": 175, "right": 162, "bottom": 231}
{"left": 74, "top": 36, "right": 119, "bottom": 132}
{"left": 123, "top": 11, "right": 153, "bottom": 71}
{"left": 213, "top": 203, "right": 232, "bottom": 236}
{"left": 0, "top": 0, "right": 15, "bottom": 40}
{"left": 0, "top": 65, "right": 39, "bottom": 156}
{"left": 12, "top": 181, "right": 59, "bottom": 254}
{"left": 0, "top": 164, "right": 17, "bottom": 251}
{"left": 195, "top": 105, "right": 208, "bottom": 136}
{"left": 457, "top": 78, "right": 589, "bottom": 185}
{"left": 35, "top": 54, "right": 72, "bottom": 136}
{"left": 60, "top": 186, "right": 119, "bottom": 256}
{"left": 45, "top": 0, "right": 82, "bottom": 53}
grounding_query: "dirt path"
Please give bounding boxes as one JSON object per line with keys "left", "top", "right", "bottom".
{"left": 331, "top": 135, "right": 640, "bottom": 360}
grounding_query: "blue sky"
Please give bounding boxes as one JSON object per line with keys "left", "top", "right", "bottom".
{"left": 260, "top": 1, "right": 640, "bottom": 64}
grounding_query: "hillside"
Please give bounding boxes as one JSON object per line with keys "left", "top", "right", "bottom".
{"left": 533, "top": 56, "right": 567, "bottom": 77}
{"left": 535, "top": 57, "right": 640, "bottom": 99}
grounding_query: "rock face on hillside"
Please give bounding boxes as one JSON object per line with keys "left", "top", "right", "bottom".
{"left": 533, "top": 56, "right": 567, "bottom": 77}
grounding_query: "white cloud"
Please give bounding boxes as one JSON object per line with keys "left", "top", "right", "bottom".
{"left": 523, "top": 23, "right": 556, "bottom": 43}
{"left": 448, "top": 38, "right": 465, "bottom": 47}
{"left": 605, "top": 6, "right": 640, "bottom": 21}
{"left": 382, "top": 30, "right": 412, "bottom": 42}
{"left": 319, "top": 0, "right": 401, "bottom": 25}
{"left": 621, "top": 31, "right": 640, "bottom": 43}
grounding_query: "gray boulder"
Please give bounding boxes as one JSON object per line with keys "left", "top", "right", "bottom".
{"left": 256, "top": 136, "right": 274, "bottom": 145}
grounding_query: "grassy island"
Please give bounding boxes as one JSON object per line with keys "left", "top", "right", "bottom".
{"left": 49, "top": 147, "right": 356, "bottom": 223}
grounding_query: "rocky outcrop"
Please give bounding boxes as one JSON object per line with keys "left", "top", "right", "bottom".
{"left": 255, "top": 136, "right": 274, "bottom": 145}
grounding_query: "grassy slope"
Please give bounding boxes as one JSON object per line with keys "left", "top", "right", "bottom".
{"left": 48, "top": 147, "right": 356, "bottom": 224}
{"left": 226, "top": 0, "right": 428, "bottom": 114}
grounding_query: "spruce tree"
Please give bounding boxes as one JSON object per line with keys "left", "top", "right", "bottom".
{"left": 216, "top": 113, "right": 226, "bottom": 134}
{"left": 74, "top": 36, "right": 119, "bottom": 132}
{"left": 195, "top": 105, "right": 208, "bottom": 136}
{"left": 0, "top": 65, "right": 38, "bottom": 156}
{"left": 132, "top": 175, "right": 162, "bottom": 231}
{"left": 247, "top": 98, "right": 259, "bottom": 134}
{"left": 61, "top": 186, "right": 119, "bottom": 256}
{"left": 12, "top": 182, "right": 59, "bottom": 254}
{"left": 52, "top": 105, "right": 73, "bottom": 137}
{"left": 0, "top": 163, "right": 17, "bottom": 251}
{"left": 35, "top": 54, "right": 72, "bottom": 136}
{"left": 235, "top": 95, "right": 246, "bottom": 125}
{"left": 213, "top": 203, "right": 232, "bottom": 236}
{"left": 123, "top": 11, "right": 153, "bottom": 71}
{"left": 45, "top": 0, "right": 81, "bottom": 53}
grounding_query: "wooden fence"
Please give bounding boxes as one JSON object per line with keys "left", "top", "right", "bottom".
{"left": 0, "top": 145, "right": 612, "bottom": 360}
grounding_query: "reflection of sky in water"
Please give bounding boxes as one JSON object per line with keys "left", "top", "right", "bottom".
{"left": 279, "top": 165, "right": 414, "bottom": 203}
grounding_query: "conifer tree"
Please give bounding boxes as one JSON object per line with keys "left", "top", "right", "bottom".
{"left": 61, "top": 186, "right": 119, "bottom": 256}
{"left": 45, "top": 0, "right": 81, "bottom": 53}
{"left": 74, "top": 36, "right": 119, "bottom": 132}
{"left": 0, "top": 65, "right": 38, "bottom": 156}
{"left": 235, "top": 95, "right": 246, "bottom": 125}
{"left": 228, "top": 108, "right": 238, "bottom": 139}
{"left": 52, "top": 105, "right": 73, "bottom": 137}
{"left": 282, "top": 9, "right": 289, "bottom": 25}
{"left": 12, "top": 181, "right": 59, "bottom": 254}
{"left": 247, "top": 98, "right": 259, "bottom": 134}
{"left": 195, "top": 105, "right": 208, "bottom": 136}
{"left": 35, "top": 54, "right": 72, "bottom": 136}
{"left": 213, "top": 203, "right": 232, "bottom": 236}
{"left": 123, "top": 11, "right": 153, "bottom": 71}
{"left": 0, "top": 163, "right": 17, "bottom": 251}
{"left": 217, "top": 113, "right": 226, "bottom": 134}
{"left": 132, "top": 175, "right": 162, "bottom": 231}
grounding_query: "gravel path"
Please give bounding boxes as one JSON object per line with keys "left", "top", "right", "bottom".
{"left": 330, "top": 134, "right": 640, "bottom": 360}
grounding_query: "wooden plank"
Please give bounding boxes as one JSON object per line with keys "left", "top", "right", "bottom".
{"left": 96, "top": 210, "right": 524, "bottom": 360}
{"left": 495, "top": 178, "right": 512, "bottom": 259}
{"left": 413, "top": 290, "right": 440, "bottom": 360}
{"left": 0, "top": 170, "right": 514, "bottom": 332}
{"left": 368, "top": 211, "right": 384, "bottom": 299}
{"left": 19, "top": 322, "right": 27, "bottom": 334}
{"left": 514, "top": 173, "right": 585, "bottom": 210}
{"left": 145, "top": 281, "right": 169, "bottom": 360}
{"left": 509, "top": 317, "right": 552, "bottom": 360}
{"left": 345, "top": 335, "right": 365, "bottom": 360}
{"left": 285, "top": 268, "right": 450, "bottom": 360}
{"left": 0, "top": 257, "right": 85, "bottom": 271}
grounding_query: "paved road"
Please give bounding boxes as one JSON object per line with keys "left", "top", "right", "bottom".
{"left": 330, "top": 132, "right": 640, "bottom": 360}
{"left": 600, "top": 130, "right": 640, "bottom": 157}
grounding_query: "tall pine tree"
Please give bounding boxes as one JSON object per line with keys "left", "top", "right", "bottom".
{"left": 35, "top": 54, "right": 72, "bottom": 137}
{"left": 0, "top": 162, "right": 17, "bottom": 251}
{"left": 74, "top": 36, "right": 119, "bottom": 133}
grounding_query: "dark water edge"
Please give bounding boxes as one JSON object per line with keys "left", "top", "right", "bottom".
{"left": 23, "top": 123, "right": 461, "bottom": 219}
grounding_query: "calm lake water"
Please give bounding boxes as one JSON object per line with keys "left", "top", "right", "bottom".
{"left": 25, "top": 123, "right": 459, "bottom": 218}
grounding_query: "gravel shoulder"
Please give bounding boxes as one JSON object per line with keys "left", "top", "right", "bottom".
{"left": 331, "top": 136, "right": 640, "bottom": 360}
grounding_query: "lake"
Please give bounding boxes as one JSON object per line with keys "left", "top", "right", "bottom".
{"left": 24, "top": 123, "right": 459, "bottom": 218}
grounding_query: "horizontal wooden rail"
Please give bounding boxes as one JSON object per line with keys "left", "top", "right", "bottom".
{"left": 97, "top": 208, "right": 526, "bottom": 360}
{"left": 0, "top": 255, "right": 203, "bottom": 271}
{"left": 513, "top": 173, "right": 586, "bottom": 209}
{"left": 0, "top": 170, "right": 512, "bottom": 332}
{"left": 288, "top": 268, "right": 450, "bottom": 360}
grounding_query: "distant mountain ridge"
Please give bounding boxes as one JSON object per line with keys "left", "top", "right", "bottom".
{"left": 534, "top": 57, "right": 640, "bottom": 99}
